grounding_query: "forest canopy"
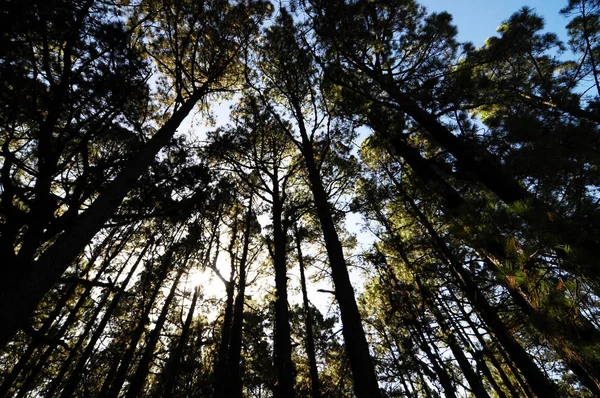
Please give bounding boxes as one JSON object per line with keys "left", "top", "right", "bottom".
{"left": 1, "top": 0, "right": 600, "bottom": 397}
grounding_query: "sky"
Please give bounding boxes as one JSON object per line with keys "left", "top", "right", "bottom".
{"left": 420, "top": 0, "right": 570, "bottom": 45}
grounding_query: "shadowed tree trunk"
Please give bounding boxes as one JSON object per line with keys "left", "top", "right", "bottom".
{"left": 294, "top": 223, "right": 321, "bottom": 398}
{"left": 213, "top": 215, "right": 241, "bottom": 398}
{"left": 124, "top": 263, "right": 186, "bottom": 398}
{"left": 270, "top": 169, "right": 295, "bottom": 398}
{"left": 223, "top": 200, "right": 253, "bottom": 398}
{"left": 0, "top": 90, "right": 209, "bottom": 349}
{"left": 57, "top": 241, "right": 152, "bottom": 398}
{"left": 162, "top": 284, "right": 200, "bottom": 396}
{"left": 416, "top": 279, "right": 491, "bottom": 398}
{"left": 100, "top": 247, "right": 176, "bottom": 398}
{"left": 294, "top": 108, "right": 380, "bottom": 398}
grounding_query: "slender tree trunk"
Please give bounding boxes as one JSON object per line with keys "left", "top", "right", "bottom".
{"left": 294, "top": 223, "right": 321, "bottom": 398}
{"left": 100, "top": 248, "right": 175, "bottom": 398}
{"left": 0, "top": 89, "right": 207, "bottom": 348}
{"left": 494, "top": 338, "right": 538, "bottom": 398}
{"left": 447, "top": 289, "right": 522, "bottom": 398}
{"left": 416, "top": 280, "right": 491, "bottom": 398}
{"left": 213, "top": 219, "right": 239, "bottom": 398}
{"left": 292, "top": 102, "right": 380, "bottom": 398}
{"left": 124, "top": 265, "right": 186, "bottom": 398}
{"left": 270, "top": 176, "right": 295, "bottom": 398}
{"left": 58, "top": 241, "right": 151, "bottom": 398}
{"left": 162, "top": 285, "right": 200, "bottom": 396}
{"left": 410, "top": 321, "right": 457, "bottom": 398}
{"left": 380, "top": 269, "right": 456, "bottom": 398}
{"left": 223, "top": 201, "right": 253, "bottom": 398}
{"left": 438, "top": 297, "right": 507, "bottom": 398}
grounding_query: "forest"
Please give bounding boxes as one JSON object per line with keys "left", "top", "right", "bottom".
{"left": 1, "top": 0, "right": 600, "bottom": 396}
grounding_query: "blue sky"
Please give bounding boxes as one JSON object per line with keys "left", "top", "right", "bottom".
{"left": 419, "top": 0, "right": 570, "bottom": 45}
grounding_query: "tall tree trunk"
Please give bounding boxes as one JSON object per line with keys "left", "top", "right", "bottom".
{"left": 223, "top": 201, "right": 253, "bottom": 398}
{"left": 292, "top": 102, "right": 380, "bottom": 398}
{"left": 124, "top": 264, "right": 186, "bottom": 398}
{"left": 294, "top": 223, "right": 321, "bottom": 398}
{"left": 0, "top": 89, "right": 207, "bottom": 348}
{"left": 437, "top": 296, "right": 507, "bottom": 398}
{"left": 379, "top": 262, "right": 457, "bottom": 398}
{"left": 57, "top": 241, "right": 151, "bottom": 398}
{"left": 213, "top": 218, "right": 240, "bottom": 398}
{"left": 416, "top": 280, "right": 491, "bottom": 398}
{"left": 447, "top": 288, "right": 522, "bottom": 398}
{"left": 387, "top": 175, "right": 561, "bottom": 398}
{"left": 164, "top": 222, "right": 219, "bottom": 397}
{"left": 100, "top": 248, "right": 176, "bottom": 398}
{"left": 162, "top": 285, "right": 200, "bottom": 396}
{"left": 410, "top": 321, "right": 457, "bottom": 398}
{"left": 270, "top": 174, "right": 295, "bottom": 398}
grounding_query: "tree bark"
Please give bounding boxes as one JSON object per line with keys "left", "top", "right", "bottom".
{"left": 270, "top": 172, "right": 295, "bottom": 398}
{"left": 0, "top": 89, "right": 207, "bottom": 349}
{"left": 223, "top": 200, "right": 253, "bottom": 398}
{"left": 292, "top": 103, "right": 380, "bottom": 398}
{"left": 124, "top": 264, "right": 186, "bottom": 398}
{"left": 57, "top": 241, "right": 151, "bottom": 398}
{"left": 416, "top": 279, "right": 491, "bottom": 398}
{"left": 294, "top": 223, "right": 321, "bottom": 398}
{"left": 100, "top": 248, "right": 175, "bottom": 398}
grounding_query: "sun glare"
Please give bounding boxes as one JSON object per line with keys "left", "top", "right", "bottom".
{"left": 187, "top": 269, "right": 208, "bottom": 288}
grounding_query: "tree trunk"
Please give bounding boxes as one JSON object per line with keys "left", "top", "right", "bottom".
{"left": 271, "top": 174, "right": 295, "bottom": 398}
{"left": 411, "top": 322, "right": 457, "bottom": 398}
{"left": 437, "top": 296, "right": 507, "bottom": 398}
{"left": 100, "top": 248, "right": 175, "bottom": 398}
{"left": 294, "top": 224, "right": 321, "bottom": 398}
{"left": 416, "top": 280, "right": 491, "bottom": 398}
{"left": 223, "top": 201, "right": 253, "bottom": 398}
{"left": 57, "top": 241, "right": 151, "bottom": 398}
{"left": 290, "top": 101, "right": 380, "bottom": 398}
{"left": 213, "top": 218, "right": 240, "bottom": 398}
{"left": 447, "top": 288, "right": 522, "bottom": 398}
{"left": 0, "top": 89, "right": 206, "bottom": 348}
{"left": 162, "top": 284, "right": 200, "bottom": 396}
{"left": 124, "top": 265, "right": 186, "bottom": 398}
